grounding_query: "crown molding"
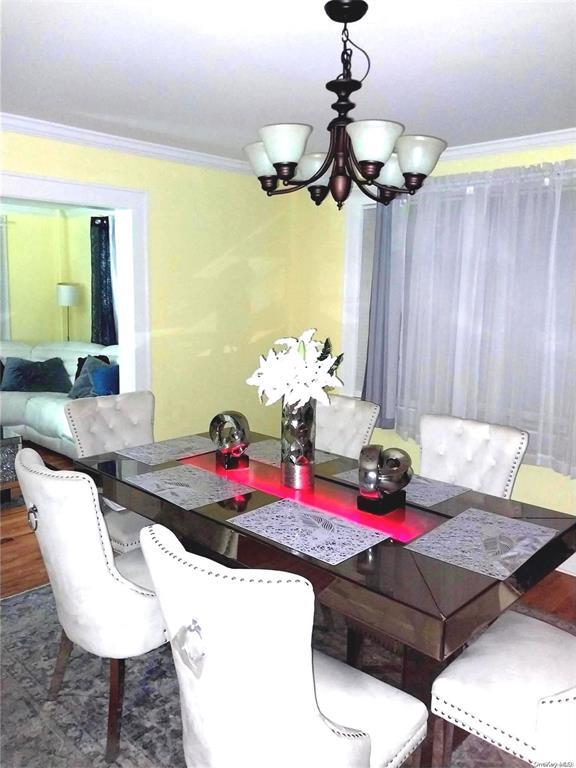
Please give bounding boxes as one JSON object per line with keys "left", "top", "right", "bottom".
{"left": 442, "top": 128, "right": 576, "bottom": 160}
{"left": 1, "top": 113, "right": 250, "bottom": 174}
{"left": 2, "top": 113, "right": 574, "bottom": 171}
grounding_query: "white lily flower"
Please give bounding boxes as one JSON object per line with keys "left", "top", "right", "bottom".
{"left": 246, "top": 328, "right": 343, "bottom": 407}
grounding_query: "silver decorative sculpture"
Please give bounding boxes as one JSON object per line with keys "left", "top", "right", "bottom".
{"left": 357, "top": 445, "right": 412, "bottom": 514}
{"left": 209, "top": 411, "right": 251, "bottom": 469}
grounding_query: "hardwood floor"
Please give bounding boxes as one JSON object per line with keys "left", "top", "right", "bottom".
{"left": 0, "top": 444, "right": 72, "bottom": 599}
{"left": 1, "top": 444, "right": 575, "bottom": 624}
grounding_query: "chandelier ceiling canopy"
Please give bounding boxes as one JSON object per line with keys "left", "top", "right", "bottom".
{"left": 244, "top": 0, "right": 447, "bottom": 209}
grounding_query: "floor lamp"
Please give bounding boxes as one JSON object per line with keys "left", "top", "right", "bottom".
{"left": 57, "top": 283, "right": 79, "bottom": 342}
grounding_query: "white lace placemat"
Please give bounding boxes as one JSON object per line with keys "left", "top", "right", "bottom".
{"left": 333, "top": 470, "right": 468, "bottom": 507}
{"left": 406, "top": 507, "right": 557, "bottom": 579}
{"left": 116, "top": 436, "right": 215, "bottom": 465}
{"left": 124, "top": 464, "right": 254, "bottom": 510}
{"left": 229, "top": 498, "right": 388, "bottom": 565}
{"left": 246, "top": 439, "right": 336, "bottom": 468}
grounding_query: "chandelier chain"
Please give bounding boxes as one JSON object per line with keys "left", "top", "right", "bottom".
{"left": 337, "top": 23, "right": 371, "bottom": 83}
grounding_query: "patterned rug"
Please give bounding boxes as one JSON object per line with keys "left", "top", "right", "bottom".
{"left": 1, "top": 584, "right": 560, "bottom": 768}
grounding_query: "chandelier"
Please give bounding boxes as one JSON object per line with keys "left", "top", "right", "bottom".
{"left": 243, "top": 0, "right": 447, "bottom": 209}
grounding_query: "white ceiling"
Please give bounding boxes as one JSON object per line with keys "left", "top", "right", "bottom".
{"left": 2, "top": 0, "right": 575, "bottom": 160}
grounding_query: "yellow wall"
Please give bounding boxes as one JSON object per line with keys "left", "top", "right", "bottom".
{"left": 1, "top": 131, "right": 573, "bottom": 512}
{"left": 1, "top": 211, "right": 61, "bottom": 342}
{"left": 0, "top": 209, "right": 96, "bottom": 343}
{"left": 1, "top": 132, "right": 298, "bottom": 440}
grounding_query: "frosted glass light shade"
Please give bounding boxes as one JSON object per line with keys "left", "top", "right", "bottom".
{"left": 395, "top": 135, "right": 447, "bottom": 176}
{"left": 243, "top": 142, "right": 276, "bottom": 177}
{"left": 259, "top": 123, "right": 312, "bottom": 164}
{"left": 376, "top": 153, "right": 405, "bottom": 188}
{"left": 57, "top": 283, "right": 79, "bottom": 307}
{"left": 346, "top": 120, "right": 405, "bottom": 163}
{"left": 294, "top": 153, "right": 331, "bottom": 186}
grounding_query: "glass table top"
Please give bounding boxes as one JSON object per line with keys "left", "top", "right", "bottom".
{"left": 75, "top": 432, "right": 576, "bottom": 660}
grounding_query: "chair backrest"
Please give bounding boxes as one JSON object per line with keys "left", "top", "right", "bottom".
{"left": 15, "top": 448, "right": 164, "bottom": 658}
{"left": 140, "top": 524, "right": 365, "bottom": 768}
{"left": 316, "top": 394, "right": 380, "bottom": 459}
{"left": 65, "top": 390, "right": 154, "bottom": 457}
{"left": 419, "top": 414, "right": 529, "bottom": 499}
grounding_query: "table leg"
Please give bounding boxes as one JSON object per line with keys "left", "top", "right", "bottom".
{"left": 402, "top": 646, "right": 463, "bottom": 767}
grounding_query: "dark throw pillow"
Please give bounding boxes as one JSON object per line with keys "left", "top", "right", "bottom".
{"left": 68, "top": 355, "right": 109, "bottom": 399}
{"left": 74, "top": 354, "right": 110, "bottom": 381}
{"left": 0, "top": 357, "right": 71, "bottom": 393}
{"left": 0, "top": 359, "right": 4, "bottom": 384}
{"left": 89, "top": 364, "right": 120, "bottom": 396}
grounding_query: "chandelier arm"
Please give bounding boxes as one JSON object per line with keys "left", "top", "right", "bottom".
{"left": 266, "top": 129, "right": 338, "bottom": 196}
{"left": 346, "top": 143, "right": 409, "bottom": 196}
{"left": 369, "top": 180, "right": 410, "bottom": 195}
{"left": 345, "top": 142, "right": 370, "bottom": 186}
{"left": 354, "top": 183, "right": 380, "bottom": 203}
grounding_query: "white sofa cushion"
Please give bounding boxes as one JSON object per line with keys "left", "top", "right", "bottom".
{"left": 0, "top": 391, "right": 37, "bottom": 425}
{"left": 29, "top": 342, "right": 118, "bottom": 379}
{"left": 0, "top": 342, "right": 33, "bottom": 361}
{"left": 24, "top": 393, "right": 72, "bottom": 440}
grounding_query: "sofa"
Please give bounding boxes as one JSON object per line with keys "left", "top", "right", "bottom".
{"left": 0, "top": 341, "right": 119, "bottom": 458}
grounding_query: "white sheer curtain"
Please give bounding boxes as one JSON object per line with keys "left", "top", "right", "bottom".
{"left": 0, "top": 216, "right": 12, "bottom": 340}
{"left": 367, "top": 161, "right": 576, "bottom": 476}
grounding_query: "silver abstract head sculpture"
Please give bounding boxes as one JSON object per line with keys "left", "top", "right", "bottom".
{"left": 209, "top": 411, "right": 251, "bottom": 457}
{"left": 358, "top": 445, "right": 413, "bottom": 496}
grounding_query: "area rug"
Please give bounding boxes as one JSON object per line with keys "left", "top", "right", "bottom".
{"left": 1, "top": 584, "right": 552, "bottom": 768}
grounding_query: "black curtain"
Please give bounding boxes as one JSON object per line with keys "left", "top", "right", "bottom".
{"left": 90, "top": 216, "right": 117, "bottom": 345}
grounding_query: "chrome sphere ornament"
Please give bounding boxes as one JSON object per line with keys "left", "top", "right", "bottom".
{"left": 358, "top": 445, "right": 412, "bottom": 515}
{"left": 209, "top": 411, "right": 251, "bottom": 470}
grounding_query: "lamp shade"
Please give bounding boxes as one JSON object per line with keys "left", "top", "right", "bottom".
{"left": 294, "top": 153, "right": 331, "bottom": 186}
{"left": 395, "top": 135, "right": 447, "bottom": 176}
{"left": 259, "top": 123, "right": 312, "bottom": 164}
{"left": 375, "top": 153, "right": 405, "bottom": 188}
{"left": 57, "top": 283, "right": 79, "bottom": 307}
{"left": 243, "top": 142, "right": 276, "bottom": 177}
{"left": 346, "top": 120, "right": 405, "bottom": 163}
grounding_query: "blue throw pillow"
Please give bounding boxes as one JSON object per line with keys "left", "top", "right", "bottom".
{"left": 68, "top": 355, "right": 109, "bottom": 399}
{"left": 89, "top": 364, "right": 120, "bottom": 396}
{"left": 0, "top": 357, "right": 71, "bottom": 393}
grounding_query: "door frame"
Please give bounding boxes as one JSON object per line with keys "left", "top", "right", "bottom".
{"left": 2, "top": 171, "right": 151, "bottom": 391}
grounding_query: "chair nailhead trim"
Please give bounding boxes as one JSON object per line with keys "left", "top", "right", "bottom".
{"left": 503, "top": 430, "right": 528, "bottom": 498}
{"left": 433, "top": 695, "right": 535, "bottom": 754}
{"left": 382, "top": 726, "right": 426, "bottom": 768}
{"left": 541, "top": 695, "right": 576, "bottom": 704}
{"left": 22, "top": 459, "right": 155, "bottom": 600}
{"left": 149, "top": 529, "right": 309, "bottom": 587}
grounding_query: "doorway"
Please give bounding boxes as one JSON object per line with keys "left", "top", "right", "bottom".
{"left": 1, "top": 172, "right": 150, "bottom": 390}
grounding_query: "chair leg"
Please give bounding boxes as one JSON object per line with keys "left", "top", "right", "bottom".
{"left": 430, "top": 717, "right": 455, "bottom": 768}
{"left": 105, "top": 658, "right": 126, "bottom": 763}
{"left": 346, "top": 626, "right": 364, "bottom": 668}
{"left": 441, "top": 720, "right": 455, "bottom": 766}
{"left": 48, "top": 630, "right": 73, "bottom": 700}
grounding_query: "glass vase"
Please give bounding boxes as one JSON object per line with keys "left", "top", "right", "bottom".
{"left": 280, "top": 398, "right": 316, "bottom": 489}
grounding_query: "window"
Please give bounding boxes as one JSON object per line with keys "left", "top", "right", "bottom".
{"left": 344, "top": 161, "right": 576, "bottom": 476}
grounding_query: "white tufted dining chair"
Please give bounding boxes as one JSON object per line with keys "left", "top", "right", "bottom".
{"left": 316, "top": 394, "right": 380, "bottom": 460}
{"left": 419, "top": 414, "right": 529, "bottom": 499}
{"left": 140, "top": 523, "right": 428, "bottom": 768}
{"left": 15, "top": 448, "right": 166, "bottom": 763}
{"left": 431, "top": 611, "right": 576, "bottom": 766}
{"left": 65, "top": 391, "right": 155, "bottom": 554}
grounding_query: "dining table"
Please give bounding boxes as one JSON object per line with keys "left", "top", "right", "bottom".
{"left": 74, "top": 430, "right": 576, "bottom": 707}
